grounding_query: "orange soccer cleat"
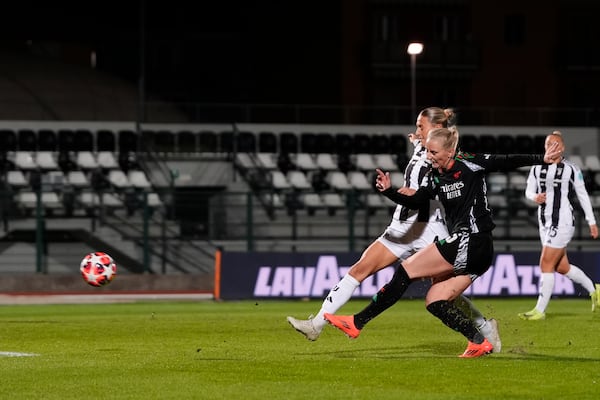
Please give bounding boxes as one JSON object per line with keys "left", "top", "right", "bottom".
{"left": 323, "top": 313, "right": 361, "bottom": 339}
{"left": 459, "top": 338, "right": 494, "bottom": 358}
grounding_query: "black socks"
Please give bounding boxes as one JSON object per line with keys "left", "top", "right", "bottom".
{"left": 354, "top": 264, "right": 411, "bottom": 329}
{"left": 426, "top": 300, "right": 485, "bottom": 344}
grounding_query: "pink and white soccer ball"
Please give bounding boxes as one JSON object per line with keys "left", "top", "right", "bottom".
{"left": 80, "top": 252, "right": 117, "bottom": 287}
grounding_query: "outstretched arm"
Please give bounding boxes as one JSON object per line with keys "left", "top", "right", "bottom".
{"left": 470, "top": 141, "right": 562, "bottom": 172}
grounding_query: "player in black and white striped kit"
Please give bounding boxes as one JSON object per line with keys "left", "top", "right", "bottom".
{"left": 287, "top": 108, "right": 500, "bottom": 351}
{"left": 518, "top": 131, "right": 600, "bottom": 320}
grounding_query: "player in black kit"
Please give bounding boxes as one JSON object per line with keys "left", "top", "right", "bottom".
{"left": 324, "top": 126, "right": 562, "bottom": 358}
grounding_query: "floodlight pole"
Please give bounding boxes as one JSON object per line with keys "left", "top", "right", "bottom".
{"left": 407, "top": 42, "right": 423, "bottom": 118}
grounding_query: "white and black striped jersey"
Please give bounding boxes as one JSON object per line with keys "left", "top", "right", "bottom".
{"left": 525, "top": 159, "right": 596, "bottom": 227}
{"left": 383, "top": 152, "right": 546, "bottom": 234}
{"left": 389, "top": 140, "right": 443, "bottom": 229}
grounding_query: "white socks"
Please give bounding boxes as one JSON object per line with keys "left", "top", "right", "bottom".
{"left": 535, "top": 272, "right": 555, "bottom": 313}
{"left": 453, "top": 295, "right": 489, "bottom": 335}
{"left": 532, "top": 265, "right": 594, "bottom": 314}
{"left": 313, "top": 274, "right": 360, "bottom": 331}
{"left": 565, "top": 264, "right": 595, "bottom": 294}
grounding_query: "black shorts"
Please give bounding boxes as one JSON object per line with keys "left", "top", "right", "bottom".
{"left": 435, "top": 230, "right": 494, "bottom": 278}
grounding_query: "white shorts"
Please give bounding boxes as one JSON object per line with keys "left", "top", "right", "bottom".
{"left": 539, "top": 224, "right": 573, "bottom": 249}
{"left": 377, "top": 220, "right": 448, "bottom": 261}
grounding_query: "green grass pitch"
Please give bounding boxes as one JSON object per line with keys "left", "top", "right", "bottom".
{"left": 1, "top": 298, "right": 599, "bottom": 399}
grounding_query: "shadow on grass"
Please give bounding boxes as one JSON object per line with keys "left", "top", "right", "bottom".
{"left": 298, "top": 342, "right": 600, "bottom": 362}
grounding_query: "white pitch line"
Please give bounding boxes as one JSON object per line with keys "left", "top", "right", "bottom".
{"left": 0, "top": 351, "right": 40, "bottom": 357}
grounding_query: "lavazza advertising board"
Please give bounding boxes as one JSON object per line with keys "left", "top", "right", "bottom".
{"left": 217, "top": 251, "right": 600, "bottom": 300}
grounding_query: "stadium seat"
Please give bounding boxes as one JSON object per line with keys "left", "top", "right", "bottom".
{"left": 325, "top": 171, "right": 351, "bottom": 190}
{"left": 97, "top": 129, "right": 116, "bottom": 151}
{"left": 353, "top": 134, "right": 371, "bottom": 154}
{"left": 270, "top": 170, "right": 292, "bottom": 190}
{"left": 38, "top": 129, "right": 58, "bottom": 151}
{"left": 118, "top": 130, "right": 138, "bottom": 153}
{"left": 97, "top": 151, "right": 119, "bottom": 170}
{"left": 335, "top": 133, "right": 353, "bottom": 155}
{"left": 234, "top": 153, "right": 256, "bottom": 170}
{"left": 108, "top": 170, "right": 132, "bottom": 188}
{"left": 15, "top": 191, "right": 37, "bottom": 209}
{"left": 373, "top": 154, "right": 399, "bottom": 171}
{"left": 16, "top": 191, "right": 62, "bottom": 211}
{"left": 14, "top": 151, "right": 37, "bottom": 170}
{"left": 279, "top": 132, "right": 298, "bottom": 153}
{"left": 0, "top": 129, "right": 17, "bottom": 151}
{"left": 258, "top": 131, "right": 277, "bottom": 153}
{"left": 315, "top": 133, "right": 335, "bottom": 154}
{"left": 348, "top": 171, "right": 372, "bottom": 191}
{"left": 322, "top": 193, "right": 345, "bottom": 215}
{"left": 76, "top": 151, "right": 99, "bottom": 170}
{"left": 294, "top": 153, "right": 319, "bottom": 171}
{"left": 67, "top": 171, "right": 90, "bottom": 188}
{"left": 237, "top": 131, "right": 256, "bottom": 153}
{"left": 7, "top": 170, "right": 28, "bottom": 188}
{"left": 256, "top": 153, "right": 278, "bottom": 170}
{"left": 354, "top": 153, "right": 377, "bottom": 171}
{"left": 58, "top": 129, "right": 76, "bottom": 152}
{"left": 300, "top": 132, "right": 318, "bottom": 153}
{"left": 17, "top": 129, "right": 37, "bottom": 151}
{"left": 371, "top": 135, "right": 391, "bottom": 154}
{"left": 74, "top": 129, "right": 94, "bottom": 151}
{"left": 286, "top": 170, "right": 312, "bottom": 190}
{"left": 302, "top": 193, "right": 325, "bottom": 215}
{"left": 128, "top": 170, "right": 152, "bottom": 189}
{"left": 366, "top": 193, "right": 394, "bottom": 214}
{"left": 389, "top": 134, "right": 407, "bottom": 155}
{"left": 35, "top": 151, "right": 59, "bottom": 170}
{"left": 389, "top": 171, "right": 405, "bottom": 186}
{"left": 79, "top": 192, "right": 124, "bottom": 208}
{"left": 315, "top": 153, "right": 337, "bottom": 170}
{"left": 146, "top": 192, "right": 163, "bottom": 208}
{"left": 234, "top": 153, "right": 258, "bottom": 174}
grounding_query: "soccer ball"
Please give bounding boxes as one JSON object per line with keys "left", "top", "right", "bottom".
{"left": 80, "top": 252, "right": 117, "bottom": 287}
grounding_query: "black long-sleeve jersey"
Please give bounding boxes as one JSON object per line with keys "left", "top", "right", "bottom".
{"left": 382, "top": 152, "right": 546, "bottom": 234}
